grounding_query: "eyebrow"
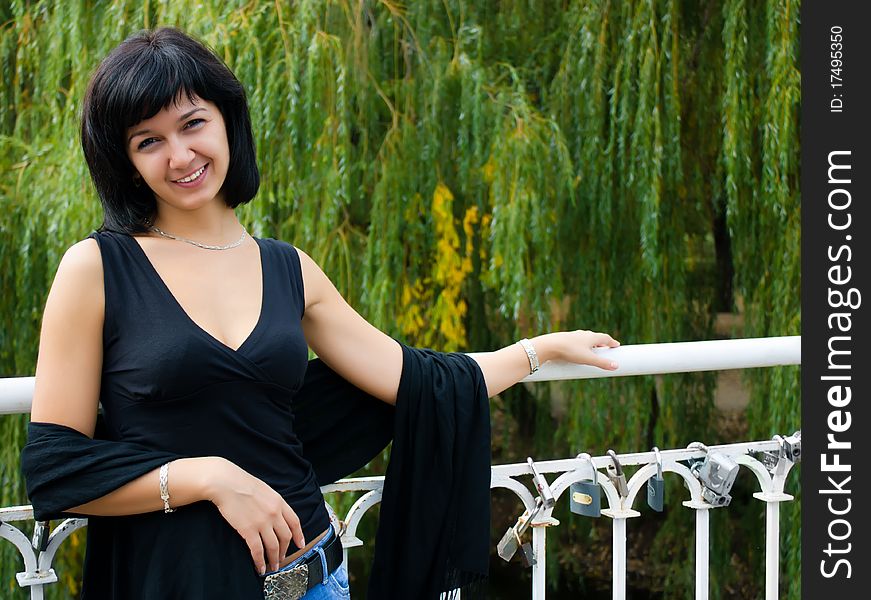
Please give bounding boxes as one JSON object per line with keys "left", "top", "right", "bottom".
{"left": 127, "top": 107, "right": 207, "bottom": 144}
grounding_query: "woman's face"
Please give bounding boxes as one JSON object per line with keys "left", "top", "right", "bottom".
{"left": 126, "top": 94, "right": 230, "bottom": 216}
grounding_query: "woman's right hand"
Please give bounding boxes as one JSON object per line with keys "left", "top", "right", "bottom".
{"left": 203, "top": 457, "right": 305, "bottom": 575}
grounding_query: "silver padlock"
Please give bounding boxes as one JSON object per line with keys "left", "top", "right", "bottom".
{"left": 496, "top": 498, "right": 542, "bottom": 562}
{"left": 606, "top": 449, "right": 629, "bottom": 497}
{"left": 32, "top": 520, "right": 50, "bottom": 552}
{"left": 570, "top": 453, "right": 601, "bottom": 517}
{"left": 783, "top": 430, "right": 801, "bottom": 462}
{"left": 527, "top": 457, "right": 555, "bottom": 509}
{"left": 760, "top": 432, "right": 801, "bottom": 474}
{"left": 759, "top": 448, "right": 780, "bottom": 472}
{"left": 761, "top": 435, "right": 788, "bottom": 474}
{"left": 496, "top": 526, "right": 523, "bottom": 563}
{"left": 646, "top": 447, "right": 665, "bottom": 512}
{"left": 496, "top": 497, "right": 542, "bottom": 562}
{"left": 688, "top": 442, "right": 738, "bottom": 507}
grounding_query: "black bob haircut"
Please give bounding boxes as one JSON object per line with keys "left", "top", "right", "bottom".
{"left": 81, "top": 27, "right": 259, "bottom": 233}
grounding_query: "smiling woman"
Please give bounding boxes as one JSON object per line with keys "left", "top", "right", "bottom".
{"left": 79, "top": 27, "right": 260, "bottom": 236}
{"left": 21, "top": 26, "right": 619, "bottom": 600}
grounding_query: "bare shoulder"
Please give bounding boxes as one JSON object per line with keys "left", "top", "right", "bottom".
{"left": 58, "top": 237, "right": 103, "bottom": 279}
{"left": 293, "top": 246, "right": 331, "bottom": 312}
{"left": 42, "top": 238, "right": 102, "bottom": 310}
{"left": 292, "top": 244, "right": 314, "bottom": 266}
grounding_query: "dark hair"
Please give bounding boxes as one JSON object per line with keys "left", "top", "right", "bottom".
{"left": 81, "top": 27, "right": 259, "bottom": 233}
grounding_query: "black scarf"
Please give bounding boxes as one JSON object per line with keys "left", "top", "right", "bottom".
{"left": 21, "top": 343, "right": 491, "bottom": 599}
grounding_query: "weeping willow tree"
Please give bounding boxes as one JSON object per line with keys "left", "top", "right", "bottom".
{"left": 0, "top": 1, "right": 800, "bottom": 598}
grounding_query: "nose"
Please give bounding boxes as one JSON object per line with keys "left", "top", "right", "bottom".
{"left": 167, "top": 138, "right": 196, "bottom": 171}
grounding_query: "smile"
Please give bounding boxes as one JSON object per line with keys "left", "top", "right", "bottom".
{"left": 172, "top": 163, "right": 208, "bottom": 184}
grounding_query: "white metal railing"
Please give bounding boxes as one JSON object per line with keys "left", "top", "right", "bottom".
{"left": 322, "top": 437, "right": 799, "bottom": 600}
{"left": 0, "top": 336, "right": 801, "bottom": 599}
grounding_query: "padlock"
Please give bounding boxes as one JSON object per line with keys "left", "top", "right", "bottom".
{"left": 32, "top": 520, "right": 50, "bottom": 552}
{"left": 646, "top": 446, "right": 665, "bottom": 512}
{"left": 606, "top": 449, "right": 630, "bottom": 497}
{"left": 496, "top": 498, "right": 542, "bottom": 562}
{"left": 570, "top": 453, "right": 601, "bottom": 517}
{"left": 516, "top": 509, "right": 539, "bottom": 568}
{"left": 496, "top": 525, "right": 522, "bottom": 562}
{"left": 759, "top": 449, "right": 780, "bottom": 472}
{"left": 761, "top": 435, "right": 789, "bottom": 476}
{"left": 783, "top": 431, "right": 801, "bottom": 462}
{"left": 688, "top": 442, "right": 738, "bottom": 507}
{"left": 527, "top": 457, "right": 555, "bottom": 509}
{"left": 518, "top": 540, "right": 537, "bottom": 567}
{"left": 760, "top": 432, "right": 801, "bottom": 475}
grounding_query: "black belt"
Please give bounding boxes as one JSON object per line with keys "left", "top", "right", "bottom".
{"left": 300, "top": 528, "right": 343, "bottom": 590}
{"left": 263, "top": 528, "right": 343, "bottom": 599}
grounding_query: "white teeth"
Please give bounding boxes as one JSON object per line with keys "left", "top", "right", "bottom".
{"left": 175, "top": 165, "right": 206, "bottom": 183}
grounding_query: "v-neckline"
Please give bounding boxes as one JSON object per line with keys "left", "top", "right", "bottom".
{"left": 125, "top": 233, "right": 266, "bottom": 354}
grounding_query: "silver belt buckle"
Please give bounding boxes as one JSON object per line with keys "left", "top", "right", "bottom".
{"left": 263, "top": 563, "right": 308, "bottom": 600}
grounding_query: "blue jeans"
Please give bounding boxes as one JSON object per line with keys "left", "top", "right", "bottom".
{"left": 300, "top": 559, "right": 350, "bottom": 599}
{"left": 270, "top": 505, "right": 350, "bottom": 599}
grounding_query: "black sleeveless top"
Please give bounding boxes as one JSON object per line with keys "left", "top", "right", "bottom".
{"left": 82, "top": 230, "right": 331, "bottom": 599}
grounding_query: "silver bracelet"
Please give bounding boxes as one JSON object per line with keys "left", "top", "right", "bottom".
{"left": 518, "top": 338, "right": 539, "bottom": 374}
{"left": 159, "top": 462, "right": 175, "bottom": 514}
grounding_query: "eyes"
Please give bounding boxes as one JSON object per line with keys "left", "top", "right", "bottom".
{"left": 135, "top": 118, "right": 206, "bottom": 151}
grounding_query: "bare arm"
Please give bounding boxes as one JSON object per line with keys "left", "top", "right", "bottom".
{"left": 31, "top": 239, "right": 104, "bottom": 435}
{"left": 297, "top": 248, "right": 619, "bottom": 402}
{"left": 466, "top": 331, "right": 620, "bottom": 397}
{"left": 30, "top": 240, "right": 211, "bottom": 513}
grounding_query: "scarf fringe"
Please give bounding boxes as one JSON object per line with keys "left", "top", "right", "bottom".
{"left": 440, "top": 566, "right": 488, "bottom": 600}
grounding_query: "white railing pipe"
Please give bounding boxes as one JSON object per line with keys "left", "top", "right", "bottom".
{"left": 1, "top": 337, "right": 800, "bottom": 415}
{"left": 517, "top": 336, "right": 799, "bottom": 382}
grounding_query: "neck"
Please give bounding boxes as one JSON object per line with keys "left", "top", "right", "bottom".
{"left": 150, "top": 204, "right": 243, "bottom": 244}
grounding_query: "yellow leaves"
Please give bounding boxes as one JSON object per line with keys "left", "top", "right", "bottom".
{"left": 397, "top": 278, "right": 429, "bottom": 339}
{"left": 430, "top": 182, "right": 473, "bottom": 351}
{"left": 395, "top": 183, "right": 482, "bottom": 351}
{"left": 462, "top": 205, "right": 479, "bottom": 260}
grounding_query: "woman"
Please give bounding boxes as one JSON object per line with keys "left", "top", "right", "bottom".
{"left": 22, "top": 27, "right": 619, "bottom": 599}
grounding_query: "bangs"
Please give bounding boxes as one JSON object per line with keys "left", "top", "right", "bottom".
{"left": 109, "top": 46, "right": 211, "bottom": 130}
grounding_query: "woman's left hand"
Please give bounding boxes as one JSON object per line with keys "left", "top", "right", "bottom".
{"left": 468, "top": 329, "right": 620, "bottom": 398}
{"left": 540, "top": 330, "right": 620, "bottom": 371}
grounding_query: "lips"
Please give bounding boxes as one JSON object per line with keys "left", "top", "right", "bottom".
{"left": 171, "top": 163, "right": 208, "bottom": 187}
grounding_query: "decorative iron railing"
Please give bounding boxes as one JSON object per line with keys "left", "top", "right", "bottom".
{"left": 0, "top": 336, "right": 801, "bottom": 599}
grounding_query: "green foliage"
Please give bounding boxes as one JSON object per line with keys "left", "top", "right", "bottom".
{"left": 1, "top": 1, "right": 799, "bottom": 598}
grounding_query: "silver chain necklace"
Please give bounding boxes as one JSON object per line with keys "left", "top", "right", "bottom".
{"left": 148, "top": 224, "right": 248, "bottom": 250}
